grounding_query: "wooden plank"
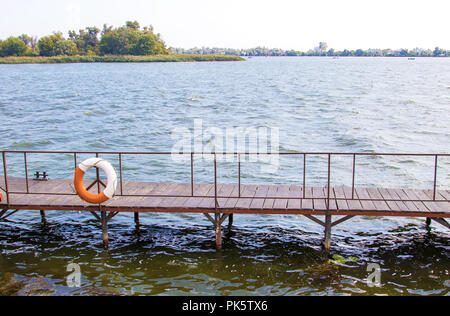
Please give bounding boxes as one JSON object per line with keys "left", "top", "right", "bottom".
{"left": 401, "top": 189, "right": 431, "bottom": 213}
{"left": 438, "top": 190, "right": 450, "bottom": 201}
{"left": 302, "top": 186, "right": 313, "bottom": 210}
{"left": 377, "top": 188, "right": 409, "bottom": 212}
{"left": 263, "top": 198, "right": 275, "bottom": 209}
{"left": 406, "top": 189, "right": 448, "bottom": 215}
{"left": 194, "top": 184, "right": 214, "bottom": 208}
{"left": 423, "top": 201, "right": 450, "bottom": 214}
{"left": 222, "top": 185, "right": 240, "bottom": 209}
{"left": 366, "top": 188, "right": 390, "bottom": 211}
{"left": 324, "top": 187, "right": 338, "bottom": 211}
{"left": 240, "top": 184, "right": 257, "bottom": 198}
{"left": 262, "top": 185, "right": 277, "bottom": 210}
{"left": 172, "top": 194, "right": 191, "bottom": 208}
{"left": 138, "top": 182, "right": 163, "bottom": 195}
{"left": 153, "top": 182, "right": 174, "bottom": 195}
{"left": 136, "top": 196, "right": 165, "bottom": 208}
{"left": 198, "top": 184, "right": 222, "bottom": 209}
{"left": 343, "top": 186, "right": 363, "bottom": 210}
{"left": 422, "top": 190, "right": 450, "bottom": 213}
{"left": 287, "top": 185, "right": 302, "bottom": 210}
{"left": 312, "top": 187, "right": 327, "bottom": 211}
{"left": 287, "top": 198, "right": 301, "bottom": 210}
{"left": 2, "top": 177, "right": 449, "bottom": 216}
{"left": 250, "top": 185, "right": 269, "bottom": 209}
{"left": 355, "top": 187, "right": 377, "bottom": 211}
{"left": 234, "top": 198, "right": 253, "bottom": 209}
{"left": 273, "top": 185, "right": 289, "bottom": 210}
{"left": 392, "top": 189, "right": 420, "bottom": 212}
{"left": 276, "top": 185, "right": 291, "bottom": 198}
{"left": 159, "top": 183, "right": 191, "bottom": 208}
{"left": 217, "top": 184, "right": 236, "bottom": 208}
{"left": 414, "top": 189, "right": 450, "bottom": 214}
{"left": 235, "top": 184, "right": 257, "bottom": 209}
{"left": 334, "top": 186, "right": 349, "bottom": 211}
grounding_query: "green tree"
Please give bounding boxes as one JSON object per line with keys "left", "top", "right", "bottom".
{"left": 355, "top": 49, "right": 365, "bottom": 56}
{"left": 18, "top": 34, "right": 38, "bottom": 52}
{"left": 399, "top": 49, "right": 408, "bottom": 57}
{"left": 38, "top": 33, "right": 78, "bottom": 56}
{"left": 69, "top": 27, "right": 100, "bottom": 55}
{"left": 54, "top": 39, "right": 78, "bottom": 56}
{"left": 126, "top": 20, "right": 140, "bottom": 30}
{"left": 318, "top": 42, "right": 328, "bottom": 52}
{"left": 433, "top": 47, "right": 445, "bottom": 57}
{"left": 341, "top": 49, "right": 352, "bottom": 56}
{"left": 99, "top": 22, "right": 168, "bottom": 55}
{"left": 99, "top": 25, "right": 139, "bottom": 55}
{"left": 130, "top": 32, "right": 168, "bottom": 55}
{"left": 0, "top": 37, "right": 29, "bottom": 57}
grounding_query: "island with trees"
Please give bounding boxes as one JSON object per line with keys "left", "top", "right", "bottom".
{"left": 0, "top": 23, "right": 448, "bottom": 64}
{"left": 0, "top": 21, "right": 244, "bottom": 64}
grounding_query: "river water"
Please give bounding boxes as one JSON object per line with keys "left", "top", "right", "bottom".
{"left": 0, "top": 57, "right": 449, "bottom": 296}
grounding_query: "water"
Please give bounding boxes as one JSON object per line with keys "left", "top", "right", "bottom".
{"left": 0, "top": 57, "right": 449, "bottom": 296}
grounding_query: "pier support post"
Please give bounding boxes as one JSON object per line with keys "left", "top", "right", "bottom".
{"left": 228, "top": 214, "right": 234, "bottom": 230}
{"left": 40, "top": 210, "right": 47, "bottom": 225}
{"left": 134, "top": 212, "right": 140, "bottom": 228}
{"left": 101, "top": 211, "right": 109, "bottom": 250}
{"left": 426, "top": 218, "right": 431, "bottom": 228}
{"left": 323, "top": 214, "right": 332, "bottom": 254}
{"left": 215, "top": 213, "right": 222, "bottom": 250}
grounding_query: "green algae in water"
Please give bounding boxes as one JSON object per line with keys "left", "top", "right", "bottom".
{"left": 0, "top": 273, "right": 55, "bottom": 296}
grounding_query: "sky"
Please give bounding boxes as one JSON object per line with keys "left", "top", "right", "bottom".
{"left": 0, "top": 0, "right": 449, "bottom": 51}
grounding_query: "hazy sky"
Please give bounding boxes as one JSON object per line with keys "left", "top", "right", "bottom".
{"left": 1, "top": 0, "right": 449, "bottom": 50}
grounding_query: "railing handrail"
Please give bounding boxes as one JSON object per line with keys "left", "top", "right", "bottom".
{"left": 0, "top": 150, "right": 449, "bottom": 156}
{"left": 1, "top": 150, "right": 448, "bottom": 210}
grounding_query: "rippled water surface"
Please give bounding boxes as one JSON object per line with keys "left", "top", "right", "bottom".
{"left": 0, "top": 57, "right": 449, "bottom": 296}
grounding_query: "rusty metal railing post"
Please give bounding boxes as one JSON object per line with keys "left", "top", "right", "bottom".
{"left": 24, "top": 152, "right": 29, "bottom": 193}
{"left": 327, "top": 154, "right": 331, "bottom": 210}
{"left": 2, "top": 152, "right": 9, "bottom": 207}
{"left": 352, "top": 154, "right": 356, "bottom": 199}
{"left": 238, "top": 154, "right": 241, "bottom": 198}
{"left": 191, "top": 153, "right": 194, "bottom": 196}
{"left": 303, "top": 154, "right": 306, "bottom": 199}
{"left": 214, "top": 153, "right": 218, "bottom": 208}
{"left": 74, "top": 153, "right": 77, "bottom": 169}
{"left": 433, "top": 154, "right": 438, "bottom": 200}
{"left": 119, "top": 153, "right": 123, "bottom": 196}
{"left": 96, "top": 153, "right": 100, "bottom": 194}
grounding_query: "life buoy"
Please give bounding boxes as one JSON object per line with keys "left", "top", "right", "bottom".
{"left": 74, "top": 158, "right": 117, "bottom": 204}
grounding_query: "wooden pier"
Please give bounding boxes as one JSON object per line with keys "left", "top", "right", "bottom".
{"left": 0, "top": 151, "right": 449, "bottom": 253}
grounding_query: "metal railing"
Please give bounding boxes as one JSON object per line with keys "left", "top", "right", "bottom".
{"left": 1, "top": 150, "right": 449, "bottom": 210}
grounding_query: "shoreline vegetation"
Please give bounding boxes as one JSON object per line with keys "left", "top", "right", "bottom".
{"left": 0, "top": 20, "right": 245, "bottom": 64}
{"left": 1, "top": 54, "right": 446, "bottom": 65}
{"left": 0, "top": 21, "right": 448, "bottom": 64}
{"left": 172, "top": 43, "right": 449, "bottom": 58}
{"left": 0, "top": 54, "right": 244, "bottom": 64}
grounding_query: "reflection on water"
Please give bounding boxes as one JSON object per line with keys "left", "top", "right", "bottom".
{"left": 0, "top": 57, "right": 449, "bottom": 295}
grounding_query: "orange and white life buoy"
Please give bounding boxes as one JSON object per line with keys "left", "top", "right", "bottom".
{"left": 74, "top": 158, "right": 117, "bottom": 204}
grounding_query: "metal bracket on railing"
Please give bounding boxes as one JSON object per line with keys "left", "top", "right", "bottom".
{"left": 33, "top": 171, "right": 49, "bottom": 181}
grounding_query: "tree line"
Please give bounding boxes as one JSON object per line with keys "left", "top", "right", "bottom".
{"left": 0, "top": 21, "right": 169, "bottom": 57}
{"left": 172, "top": 42, "right": 449, "bottom": 57}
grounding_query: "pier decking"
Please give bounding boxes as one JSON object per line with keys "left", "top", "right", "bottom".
{"left": 1, "top": 177, "right": 450, "bottom": 217}
{"left": 1, "top": 150, "right": 449, "bottom": 252}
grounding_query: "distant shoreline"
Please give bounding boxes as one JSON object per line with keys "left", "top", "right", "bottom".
{"left": 0, "top": 54, "right": 245, "bottom": 64}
